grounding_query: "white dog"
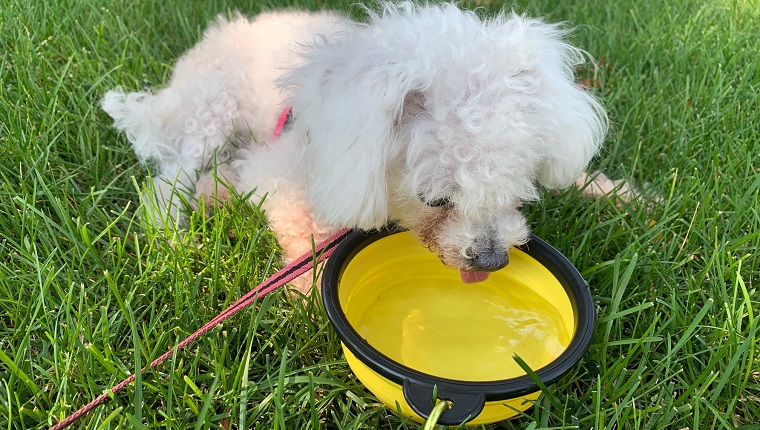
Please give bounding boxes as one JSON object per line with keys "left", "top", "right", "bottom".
{"left": 103, "top": 2, "right": 609, "bottom": 293}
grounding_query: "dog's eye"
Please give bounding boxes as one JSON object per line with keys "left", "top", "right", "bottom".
{"left": 421, "top": 196, "right": 452, "bottom": 207}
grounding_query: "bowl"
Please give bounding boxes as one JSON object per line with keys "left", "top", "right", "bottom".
{"left": 321, "top": 228, "right": 595, "bottom": 425}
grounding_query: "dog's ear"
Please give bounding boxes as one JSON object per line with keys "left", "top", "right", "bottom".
{"left": 489, "top": 14, "right": 607, "bottom": 189}
{"left": 280, "top": 40, "right": 425, "bottom": 229}
{"left": 535, "top": 79, "right": 607, "bottom": 190}
{"left": 521, "top": 20, "right": 607, "bottom": 190}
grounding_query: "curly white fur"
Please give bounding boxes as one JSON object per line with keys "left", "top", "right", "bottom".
{"left": 103, "top": 2, "right": 608, "bottom": 293}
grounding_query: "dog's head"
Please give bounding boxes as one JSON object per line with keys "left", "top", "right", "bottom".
{"left": 281, "top": 2, "right": 606, "bottom": 280}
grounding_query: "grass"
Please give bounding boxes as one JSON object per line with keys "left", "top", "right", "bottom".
{"left": 1, "top": 0, "right": 758, "bottom": 428}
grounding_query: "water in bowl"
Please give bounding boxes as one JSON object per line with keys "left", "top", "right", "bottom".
{"left": 339, "top": 232, "right": 575, "bottom": 381}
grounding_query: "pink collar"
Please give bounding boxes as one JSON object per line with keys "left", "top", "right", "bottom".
{"left": 273, "top": 107, "right": 292, "bottom": 140}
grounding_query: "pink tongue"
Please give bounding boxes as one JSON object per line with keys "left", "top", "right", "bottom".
{"left": 460, "top": 270, "right": 490, "bottom": 283}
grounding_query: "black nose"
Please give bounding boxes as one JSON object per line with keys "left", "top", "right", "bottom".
{"left": 470, "top": 250, "right": 509, "bottom": 272}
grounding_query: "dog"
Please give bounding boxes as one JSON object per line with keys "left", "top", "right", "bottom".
{"left": 103, "top": 2, "right": 609, "bottom": 294}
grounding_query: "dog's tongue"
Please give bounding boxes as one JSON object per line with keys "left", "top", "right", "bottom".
{"left": 460, "top": 270, "right": 490, "bottom": 283}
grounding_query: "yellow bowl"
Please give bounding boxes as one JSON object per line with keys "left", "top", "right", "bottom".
{"left": 322, "top": 229, "right": 595, "bottom": 425}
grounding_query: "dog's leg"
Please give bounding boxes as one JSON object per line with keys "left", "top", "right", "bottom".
{"left": 196, "top": 164, "right": 334, "bottom": 295}
{"left": 261, "top": 193, "right": 337, "bottom": 295}
{"left": 194, "top": 164, "right": 238, "bottom": 211}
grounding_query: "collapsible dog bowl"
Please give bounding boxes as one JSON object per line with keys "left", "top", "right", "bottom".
{"left": 322, "top": 229, "right": 595, "bottom": 425}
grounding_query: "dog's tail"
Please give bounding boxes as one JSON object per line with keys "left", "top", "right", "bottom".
{"left": 102, "top": 87, "right": 183, "bottom": 164}
{"left": 102, "top": 87, "right": 206, "bottom": 229}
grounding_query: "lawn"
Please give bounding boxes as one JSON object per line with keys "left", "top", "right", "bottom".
{"left": 1, "top": 0, "right": 758, "bottom": 428}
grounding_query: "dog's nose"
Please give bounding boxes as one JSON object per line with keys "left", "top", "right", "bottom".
{"left": 470, "top": 250, "right": 509, "bottom": 272}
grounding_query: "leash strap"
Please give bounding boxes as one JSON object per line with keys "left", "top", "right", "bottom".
{"left": 49, "top": 227, "right": 351, "bottom": 430}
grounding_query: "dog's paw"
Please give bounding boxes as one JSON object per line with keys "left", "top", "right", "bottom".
{"left": 193, "top": 166, "right": 237, "bottom": 212}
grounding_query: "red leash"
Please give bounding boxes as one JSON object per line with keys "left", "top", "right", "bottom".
{"left": 49, "top": 228, "right": 351, "bottom": 430}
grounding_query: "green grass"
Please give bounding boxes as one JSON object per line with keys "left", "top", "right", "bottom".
{"left": 1, "top": 0, "right": 758, "bottom": 428}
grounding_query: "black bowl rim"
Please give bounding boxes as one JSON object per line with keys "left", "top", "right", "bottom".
{"left": 321, "top": 227, "right": 596, "bottom": 401}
